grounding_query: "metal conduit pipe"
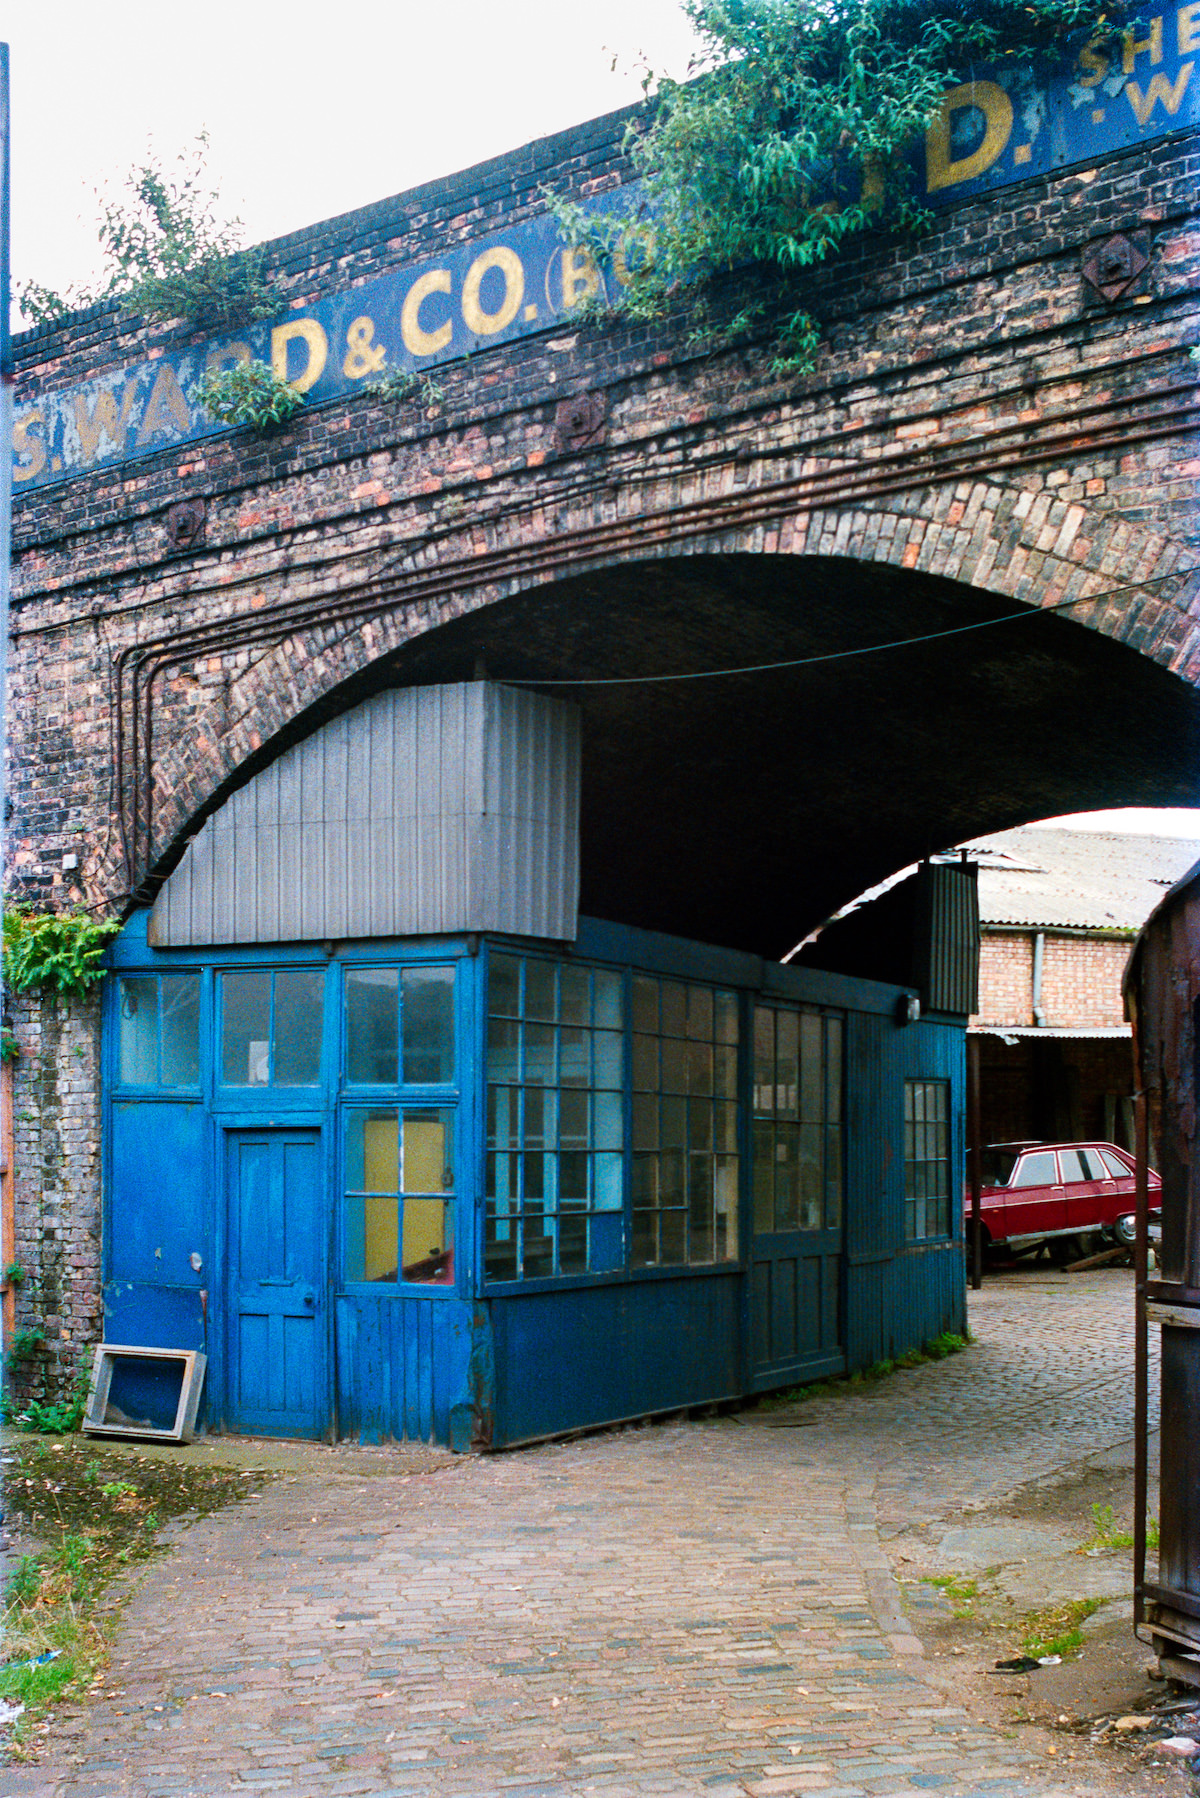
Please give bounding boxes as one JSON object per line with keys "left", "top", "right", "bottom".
{"left": 1032, "top": 930, "right": 1047, "bottom": 1029}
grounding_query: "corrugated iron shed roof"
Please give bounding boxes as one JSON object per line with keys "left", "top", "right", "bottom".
{"left": 955, "top": 827, "right": 1200, "bottom": 931}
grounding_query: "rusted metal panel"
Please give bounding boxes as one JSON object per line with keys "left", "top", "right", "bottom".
{"left": 149, "top": 682, "right": 580, "bottom": 947}
{"left": 1126, "top": 856, "right": 1200, "bottom": 1663}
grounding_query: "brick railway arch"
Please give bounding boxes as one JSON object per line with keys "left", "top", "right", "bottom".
{"left": 137, "top": 482, "right": 1200, "bottom": 959}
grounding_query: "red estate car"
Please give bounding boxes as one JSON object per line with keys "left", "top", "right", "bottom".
{"left": 966, "top": 1141, "right": 1161, "bottom": 1259}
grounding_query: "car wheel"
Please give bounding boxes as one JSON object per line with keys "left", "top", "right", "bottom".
{"left": 1113, "top": 1213, "right": 1137, "bottom": 1247}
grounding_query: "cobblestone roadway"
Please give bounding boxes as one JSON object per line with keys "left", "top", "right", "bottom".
{"left": 6, "top": 1268, "right": 1156, "bottom": 1798}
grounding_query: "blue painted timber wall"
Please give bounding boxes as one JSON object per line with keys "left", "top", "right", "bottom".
{"left": 103, "top": 911, "right": 966, "bottom": 1449}
{"left": 843, "top": 1010, "right": 966, "bottom": 1369}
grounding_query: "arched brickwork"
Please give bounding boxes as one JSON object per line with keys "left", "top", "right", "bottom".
{"left": 141, "top": 475, "right": 1200, "bottom": 873}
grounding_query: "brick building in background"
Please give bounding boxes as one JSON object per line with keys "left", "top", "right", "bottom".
{"left": 967, "top": 827, "right": 1200, "bottom": 1150}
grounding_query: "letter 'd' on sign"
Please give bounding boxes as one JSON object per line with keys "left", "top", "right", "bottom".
{"left": 926, "top": 82, "right": 1014, "bottom": 193}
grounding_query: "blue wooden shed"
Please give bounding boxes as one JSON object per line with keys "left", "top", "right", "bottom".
{"left": 103, "top": 682, "right": 969, "bottom": 1448}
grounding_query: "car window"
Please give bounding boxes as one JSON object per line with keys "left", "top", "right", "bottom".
{"left": 1099, "top": 1149, "right": 1132, "bottom": 1180}
{"left": 982, "top": 1148, "right": 1020, "bottom": 1186}
{"left": 1075, "top": 1149, "right": 1105, "bottom": 1180}
{"left": 1058, "top": 1150, "right": 1088, "bottom": 1183}
{"left": 1012, "top": 1151, "right": 1059, "bottom": 1187}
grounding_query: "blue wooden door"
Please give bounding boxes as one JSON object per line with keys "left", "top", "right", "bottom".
{"left": 225, "top": 1129, "right": 329, "bottom": 1439}
{"left": 750, "top": 1005, "right": 845, "bottom": 1389}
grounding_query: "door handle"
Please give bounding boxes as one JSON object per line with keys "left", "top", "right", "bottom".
{"left": 303, "top": 1291, "right": 316, "bottom": 1309}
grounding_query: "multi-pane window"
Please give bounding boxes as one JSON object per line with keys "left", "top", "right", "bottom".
{"left": 117, "top": 973, "right": 201, "bottom": 1086}
{"left": 903, "top": 1079, "right": 951, "bottom": 1240}
{"left": 345, "top": 965, "right": 456, "bottom": 1085}
{"left": 485, "top": 955, "right": 625, "bottom": 1281}
{"left": 220, "top": 969, "right": 324, "bottom": 1086}
{"left": 344, "top": 1108, "right": 455, "bottom": 1285}
{"left": 630, "top": 978, "right": 739, "bottom": 1267}
{"left": 753, "top": 1006, "right": 843, "bottom": 1233}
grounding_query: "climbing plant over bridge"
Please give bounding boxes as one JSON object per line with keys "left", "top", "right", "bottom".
{"left": 556, "top": 0, "right": 1131, "bottom": 368}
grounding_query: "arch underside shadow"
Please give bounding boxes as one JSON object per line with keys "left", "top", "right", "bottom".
{"left": 167, "top": 553, "right": 1200, "bottom": 961}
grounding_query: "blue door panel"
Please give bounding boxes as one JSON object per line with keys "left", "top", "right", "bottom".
{"left": 225, "top": 1129, "right": 328, "bottom": 1439}
{"left": 110, "top": 1102, "right": 207, "bottom": 1286}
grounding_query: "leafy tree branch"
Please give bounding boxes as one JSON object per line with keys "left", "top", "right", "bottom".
{"left": 550, "top": 0, "right": 1130, "bottom": 370}
{"left": 18, "top": 135, "right": 276, "bottom": 333}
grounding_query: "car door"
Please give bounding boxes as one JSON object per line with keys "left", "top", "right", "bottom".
{"left": 1002, "top": 1149, "right": 1067, "bottom": 1239}
{"left": 1061, "top": 1147, "right": 1108, "bottom": 1233}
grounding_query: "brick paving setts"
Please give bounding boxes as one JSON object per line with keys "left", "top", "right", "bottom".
{"left": 4, "top": 1268, "right": 1159, "bottom": 1798}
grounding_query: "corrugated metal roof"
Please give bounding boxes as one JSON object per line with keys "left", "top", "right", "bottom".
{"left": 969, "top": 1024, "right": 1133, "bottom": 1039}
{"left": 951, "top": 827, "right": 1200, "bottom": 931}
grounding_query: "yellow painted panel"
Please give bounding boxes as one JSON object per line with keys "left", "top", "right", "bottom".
{"left": 364, "top": 1114, "right": 398, "bottom": 1192}
{"left": 402, "top": 1198, "right": 449, "bottom": 1276}
{"left": 363, "top": 1194, "right": 398, "bottom": 1282}
{"left": 403, "top": 1117, "right": 448, "bottom": 1193}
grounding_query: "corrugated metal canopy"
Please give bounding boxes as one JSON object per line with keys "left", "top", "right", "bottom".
{"left": 969, "top": 1024, "right": 1133, "bottom": 1039}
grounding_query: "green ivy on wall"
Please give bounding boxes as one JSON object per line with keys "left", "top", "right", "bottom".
{"left": 3, "top": 907, "right": 120, "bottom": 998}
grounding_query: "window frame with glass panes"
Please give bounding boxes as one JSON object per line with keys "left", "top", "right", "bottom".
{"left": 903, "top": 1078, "right": 952, "bottom": 1242}
{"left": 484, "top": 951, "right": 627, "bottom": 1284}
{"left": 115, "top": 971, "right": 203, "bottom": 1089}
{"left": 341, "top": 962, "right": 461, "bottom": 1292}
{"left": 629, "top": 974, "right": 741, "bottom": 1271}
{"left": 752, "top": 1004, "right": 844, "bottom": 1238}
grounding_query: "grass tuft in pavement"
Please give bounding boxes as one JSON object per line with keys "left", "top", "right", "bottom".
{"left": 1, "top": 1438, "right": 272, "bottom": 1755}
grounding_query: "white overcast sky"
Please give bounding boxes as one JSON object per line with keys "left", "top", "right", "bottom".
{"left": 4, "top": 1, "right": 1197, "bottom": 840}
{"left": 4, "top": 0, "right": 704, "bottom": 313}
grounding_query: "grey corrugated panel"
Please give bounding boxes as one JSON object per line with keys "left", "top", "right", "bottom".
{"left": 923, "top": 864, "right": 979, "bottom": 1016}
{"left": 970, "top": 1024, "right": 1132, "bottom": 1039}
{"left": 150, "top": 683, "right": 580, "bottom": 946}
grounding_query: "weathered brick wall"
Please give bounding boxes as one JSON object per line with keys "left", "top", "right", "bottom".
{"left": 1042, "top": 934, "right": 1134, "bottom": 1029}
{"left": 7, "top": 989, "right": 104, "bottom": 1403}
{"left": 975, "top": 930, "right": 1135, "bottom": 1028}
{"left": 975, "top": 934, "right": 1035, "bottom": 1026}
{"left": 10, "top": 114, "right": 1199, "bottom": 913}
{"left": 6, "top": 106, "right": 1198, "bottom": 1345}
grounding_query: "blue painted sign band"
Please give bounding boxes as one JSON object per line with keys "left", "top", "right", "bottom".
{"left": 13, "top": 10, "right": 1199, "bottom": 493}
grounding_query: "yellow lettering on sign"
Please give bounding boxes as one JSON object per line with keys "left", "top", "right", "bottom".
{"left": 560, "top": 246, "right": 601, "bottom": 309}
{"left": 343, "top": 316, "right": 387, "bottom": 380}
{"left": 611, "top": 223, "right": 657, "bottom": 286}
{"left": 1123, "top": 16, "right": 1164, "bottom": 69}
{"left": 400, "top": 269, "right": 453, "bottom": 357}
{"left": 137, "top": 364, "right": 192, "bottom": 446}
{"left": 925, "top": 81, "right": 1014, "bottom": 193}
{"left": 206, "top": 341, "right": 252, "bottom": 375}
{"left": 271, "top": 318, "right": 328, "bottom": 392}
{"left": 1075, "top": 40, "right": 1109, "bottom": 87}
{"left": 1178, "top": 1, "right": 1200, "bottom": 54}
{"left": 74, "top": 382, "right": 141, "bottom": 463}
{"left": 12, "top": 409, "right": 47, "bottom": 483}
{"left": 461, "top": 246, "right": 524, "bottom": 336}
{"left": 1126, "top": 59, "right": 1194, "bottom": 122}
